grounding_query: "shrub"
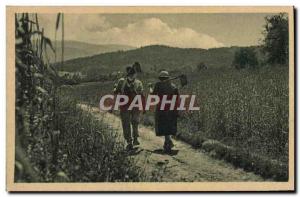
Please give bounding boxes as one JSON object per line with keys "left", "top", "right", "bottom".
{"left": 232, "top": 48, "right": 258, "bottom": 69}
{"left": 197, "top": 62, "right": 208, "bottom": 71}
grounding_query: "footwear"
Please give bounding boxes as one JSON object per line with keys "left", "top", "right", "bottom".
{"left": 169, "top": 140, "right": 174, "bottom": 148}
{"left": 163, "top": 143, "right": 173, "bottom": 153}
{"left": 163, "top": 144, "right": 172, "bottom": 153}
{"left": 163, "top": 138, "right": 174, "bottom": 153}
{"left": 126, "top": 143, "right": 133, "bottom": 151}
{"left": 133, "top": 138, "right": 140, "bottom": 146}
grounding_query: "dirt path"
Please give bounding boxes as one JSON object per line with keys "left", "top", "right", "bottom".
{"left": 79, "top": 104, "right": 264, "bottom": 182}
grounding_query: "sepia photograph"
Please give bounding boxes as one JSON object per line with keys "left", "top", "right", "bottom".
{"left": 6, "top": 6, "right": 294, "bottom": 191}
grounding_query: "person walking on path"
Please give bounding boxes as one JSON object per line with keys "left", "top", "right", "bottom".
{"left": 151, "top": 70, "right": 179, "bottom": 153}
{"left": 113, "top": 63, "right": 144, "bottom": 150}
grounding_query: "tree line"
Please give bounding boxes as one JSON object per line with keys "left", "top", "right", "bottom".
{"left": 232, "top": 13, "right": 288, "bottom": 69}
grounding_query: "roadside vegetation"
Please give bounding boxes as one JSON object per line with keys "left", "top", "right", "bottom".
{"left": 15, "top": 13, "right": 144, "bottom": 182}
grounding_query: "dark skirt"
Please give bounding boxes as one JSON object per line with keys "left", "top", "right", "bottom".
{"left": 155, "top": 110, "right": 177, "bottom": 136}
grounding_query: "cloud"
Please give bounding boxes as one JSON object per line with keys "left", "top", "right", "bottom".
{"left": 83, "top": 15, "right": 111, "bottom": 32}
{"left": 38, "top": 15, "right": 224, "bottom": 49}
{"left": 86, "top": 17, "right": 224, "bottom": 48}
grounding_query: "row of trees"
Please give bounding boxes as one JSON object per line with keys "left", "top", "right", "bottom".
{"left": 232, "top": 13, "right": 288, "bottom": 69}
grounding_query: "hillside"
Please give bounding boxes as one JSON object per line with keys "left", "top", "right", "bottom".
{"left": 57, "top": 45, "right": 260, "bottom": 74}
{"left": 47, "top": 40, "right": 135, "bottom": 62}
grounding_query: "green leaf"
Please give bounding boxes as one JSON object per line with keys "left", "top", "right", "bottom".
{"left": 33, "top": 73, "right": 44, "bottom": 79}
{"left": 16, "top": 56, "right": 28, "bottom": 69}
{"left": 36, "top": 86, "right": 48, "bottom": 95}
{"left": 29, "top": 30, "right": 43, "bottom": 37}
{"left": 56, "top": 13, "right": 61, "bottom": 30}
{"left": 55, "top": 171, "right": 69, "bottom": 182}
{"left": 22, "top": 18, "right": 36, "bottom": 24}
{"left": 43, "top": 36, "right": 55, "bottom": 53}
{"left": 35, "top": 14, "right": 40, "bottom": 31}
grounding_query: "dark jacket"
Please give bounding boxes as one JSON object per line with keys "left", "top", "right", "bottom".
{"left": 152, "top": 80, "right": 179, "bottom": 136}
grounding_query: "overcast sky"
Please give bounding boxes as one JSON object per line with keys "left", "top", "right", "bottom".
{"left": 37, "top": 13, "right": 276, "bottom": 49}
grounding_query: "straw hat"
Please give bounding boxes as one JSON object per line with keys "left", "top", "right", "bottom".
{"left": 158, "top": 70, "right": 170, "bottom": 79}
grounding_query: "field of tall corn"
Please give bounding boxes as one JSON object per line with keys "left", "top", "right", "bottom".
{"left": 15, "top": 13, "right": 144, "bottom": 182}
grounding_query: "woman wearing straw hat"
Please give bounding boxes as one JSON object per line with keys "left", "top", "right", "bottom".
{"left": 151, "top": 70, "right": 179, "bottom": 153}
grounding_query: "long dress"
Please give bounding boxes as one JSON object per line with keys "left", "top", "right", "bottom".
{"left": 152, "top": 80, "right": 179, "bottom": 136}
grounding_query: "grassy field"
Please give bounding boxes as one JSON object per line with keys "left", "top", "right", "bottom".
{"left": 62, "top": 66, "right": 289, "bottom": 166}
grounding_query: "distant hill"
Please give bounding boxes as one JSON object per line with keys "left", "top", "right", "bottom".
{"left": 57, "top": 45, "right": 259, "bottom": 74}
{"left": 47, "top": 40, "right": 135, "bottom": 62}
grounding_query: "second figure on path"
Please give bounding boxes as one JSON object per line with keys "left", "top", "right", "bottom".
{"left": 151, "top": 70, "right": 179, "bottom": 153}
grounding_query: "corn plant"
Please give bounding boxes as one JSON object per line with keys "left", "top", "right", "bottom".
{"left": 15, "top": 13, "right": 146, "bottom": 183}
